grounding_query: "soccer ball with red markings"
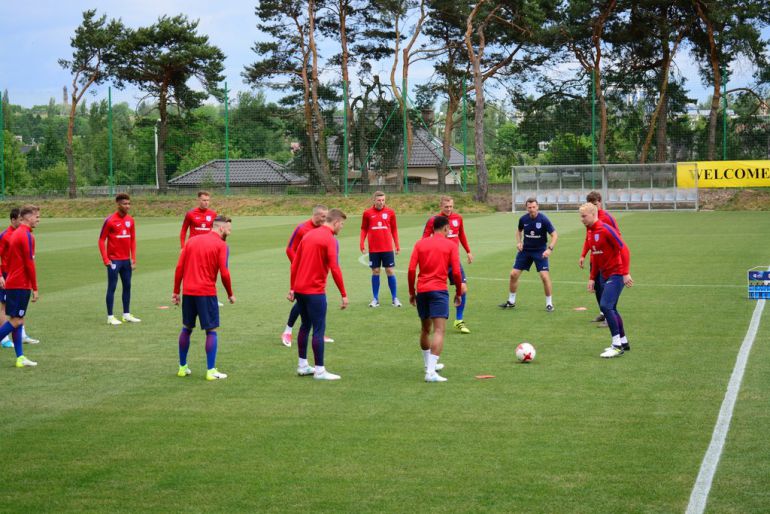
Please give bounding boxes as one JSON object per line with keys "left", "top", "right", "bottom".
{"left": 515, "top": 342, "right": 536, "bottom": 363}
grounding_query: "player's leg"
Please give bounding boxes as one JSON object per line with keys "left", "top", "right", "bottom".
{"left": 426, "top": 291, "right": 449, "bottom": 382}
{"left": 5, "top": 290, "right": 35, "bottom": 367}
{"left": 0, "top": 294, "right": 10, "bottom": 348}
{"left": 416, "top": 293, "right": 442, "bottom": 372}
{"left": 611, "top": 294, "right": 629, "bottom": 351}
{"left": 308, "top": 294, "right": 338, "bottom": 380}
{"left": 106, "top": 263, "right": 121, "bottom": 324}
{"left": 534, "top": 253, "right": 553, "bottom": 311}
{"left": 599, "top": 275, "right": 625, "bottom": 358}
{"left": 451, "top": 266, "right": 470, "bottom": 333}
{"left": 500, "top": 252, "right": 530, "bottom": 308}
{"left": 295, "top": 294, "right": 314, "bottom": 375}
{"left": 177, "top": 295, "right": 196, "bottom": 377}
{"left": 591, "top": 261, "right": 605, "bottom": 323}
{"left": 200, "top": 297, "right": 225, "bottom": 380}
{"left": 384, "top": 251, "right": 400, "bottom": 306}
{"left": 282, "top": 301, "right": 301, "bottom": 347}
{"left": 369, "top": 253, "right": 381, "bottom": 307}
{"left": 119, "top": 261, "right": 140, "bottom": 322}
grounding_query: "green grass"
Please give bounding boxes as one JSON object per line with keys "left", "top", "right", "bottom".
{"left": 0, "top": 211, "right": 768, "bottom": 512}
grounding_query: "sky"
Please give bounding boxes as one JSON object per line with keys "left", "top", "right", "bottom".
{"left": 0, "top": 0, "right": 766, "bottom": 110}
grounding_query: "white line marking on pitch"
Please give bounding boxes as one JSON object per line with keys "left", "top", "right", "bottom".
{"left": 686, "top": 296, "right": 766, "bottom": 514}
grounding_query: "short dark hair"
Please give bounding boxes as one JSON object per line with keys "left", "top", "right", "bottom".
{"left": 116, "top": 193, "right": 130, "bottom": 202}
{"left": 213, "top": 215, "right": 231, "bottom": 224}
{"left": 433, "top": 215, "right": 449, "bottom": 231}
{"left": 9, "top": 208, "right": 20, "bottom": 220}
{"left": 19, "top": 205, "right": 39, "bottom": 218}
{"left": 586, "top": 191, "right": 602, "bottom": 204}
{"left": 327, "top": 209, "right": 347, "bottom": 223}
{"left": 198, "top": 190, "right": 210, "bottom": 198}
{"left": 526, "top": 197, "right": 538, "bottom": 205}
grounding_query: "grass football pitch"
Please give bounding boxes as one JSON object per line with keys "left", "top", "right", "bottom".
{"left": 1, "top": 210, "right": 768, "bottom": 512}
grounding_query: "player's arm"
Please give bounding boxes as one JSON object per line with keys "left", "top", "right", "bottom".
{"left": 407, "top": 245, "right": 419, "bottom": 300}
{"left": 180, "top": 213, "right": 191, "bottom": 248}
{"left": 458, "top": 221, "right": 471, "bottom": 255}
{"left": 172, "top": 248, "right": 185, "bottom": 304}
{"left": 544, "top": 229, "right": 558, "bottom": 258}
{"left": 25, "top": 233, "right": 39, "bottom": 296}
{"left": 606, "top": 226, "right": 632, "bottom": 285}
{"left": 450, "top": 245, "right": 463, "bottom": 298}
{"left": 98, "top": 219, "right": 111, "bottom": 265}
{"left": 289, "top": 244, "right": 300, "bottom": 292}
{"left": 360, "top": 213, "right": 368, "bottom": 253}
{"left": 130, "top": 220, "right": 137, "bottom": 269}
{"left": 327, "top": 239, "right": 347, "bottom": 299}
{"left": 580, "top": 233, "right": 591, "bottom": 267}
{"left": 421, "top": 216, "right": 434, "bottom": 239}
{"left": 218, "top": 245, "right": 235, "bottom": 301}
{"left": 391, "top": 212, "right": 400, "bottom": 253}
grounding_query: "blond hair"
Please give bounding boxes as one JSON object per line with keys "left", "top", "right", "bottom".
{"left": 579, "top": 202, "right": 598, "bottom": 215}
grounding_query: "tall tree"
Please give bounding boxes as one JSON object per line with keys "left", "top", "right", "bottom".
{"left": 465, "top": 0, "right": 553, "bottom": 201}
{"left": 245, "top": 0, "right": 337, "bottom": 190}
{"left": 59, "top": 10, "right": 124, "bottom": 198}
{"left": 689, "top": 0, "right": 769, "bottom": 160}
{"left": 113, "top": 15, "right": 225, "bottom": 192}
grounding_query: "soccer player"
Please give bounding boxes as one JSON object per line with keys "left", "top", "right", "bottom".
{"left": 422, "top": 196, "right": 473, "bottom": 334}
{"left": 578, "top": 202, "right": 633, "bottom": 358}
{"left": 0, "top": 205, "right": 41, "bottom": 367}
{"left": 98, "top": 193, "right": 140, "bottom": 325}
{"left": 409, "top": 215, "right": 464, "bottom": 383}
{"left": 288, "top": 208, "right": 348, "bottom": 380}
{"left": 498, "top": 198, "right": 558, "bottom": 311}
{"left": 180, "top": 190, "right": 217, "bottom": 248}
{"left": 281, "top": 205, "right": 334, "bottom": 347}
{"left": 360, "top": 191, "right": 401, "bottom": 307}
{"left": 0, "top": 208, "right": 39, "bottom": 347}
{"left": 172, "top": 216, "right": 235, "bottom": 380}
{"left": 579, "top": 191, "right": 626, "bottom": 324}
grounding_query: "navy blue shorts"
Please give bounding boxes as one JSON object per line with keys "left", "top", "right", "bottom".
{"left": 5, "top": 289, "right": 31, "bottom": 318}
{"left": 182, "top": 295, "right": 220, "bottom": 330}
{"left": 369, "top": 251, "right": 396, "bottom": 269}
{"left": 514, "top": 250, "right": 549, "bottom": 272}
{"left": 295, "top": 293, "right": 327, "bottom": 339}
{"left": 416, "top": 290, "right": 449, "bottom": 320}
{"left": 447, "top": 264, "right": 466, "bottom": 285}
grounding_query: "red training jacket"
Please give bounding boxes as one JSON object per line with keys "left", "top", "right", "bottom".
{"left": 173, "top": 231, "right": 233, "bottom": 297}
{"left": 286, "top": 219, "right": 317, "bottom": 263}
{"left": 290, "top": 225, "right": 346, "bottom": 297}
{"left": 180, "top": 208, "right": 218, "bottom": 248}
{"left": 4, "top": 224, "right": 37, "bottom": 291}
{"left": 0, "top": 224, "right": 16, "bottom": 275}
{"left": 422, "top": 212, "right": 471, "bottom": 254}
{"left": 584, "top": 220, "right": 631, "bottom": 281}
{"left": 98, "top": 212, "right": 137, "bottom": 265}
{"left": 408, "top": 232, "right": 463, "bottom": 296}
{"left": 360, "top": 206, "right": 400, "bottom": 253}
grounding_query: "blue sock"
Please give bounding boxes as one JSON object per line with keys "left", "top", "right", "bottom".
{"left": 205, "top": 331, "right": 218, "bottom": 370}
{"left": 371, "top": 275, "right": 380, "bottom": 301}
{"left": 0, "top": 321, "right": 14, "bottom": 342}
{"left": 387, "top": 275, "right": 397, "bottom": 301}
{"left": 12, "top": 326, "right": 23, "bottom": 358}
{"left": 178, "top": 327, "right": 192, "bottom": 366}
{"left": 456, "top": 293, "right": 467, "bottom": 321}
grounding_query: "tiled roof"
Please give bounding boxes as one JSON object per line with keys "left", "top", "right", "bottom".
{"left": 169, "top": 159, "right": 307, "bottom": 186}
{"left": 328, "top": 128, "right": 473, "bottom": 168}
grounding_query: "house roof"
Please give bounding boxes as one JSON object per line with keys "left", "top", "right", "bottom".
{"left": 328, "top": 128, "right": 473, "bottom": 168}
{"left": 169, "top": 159, "right": 307, "bottom": 186}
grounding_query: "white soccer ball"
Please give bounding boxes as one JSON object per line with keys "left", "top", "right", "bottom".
{"left": 515, "top": 342, "right": 536, "bottom": 363}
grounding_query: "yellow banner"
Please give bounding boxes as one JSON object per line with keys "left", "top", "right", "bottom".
{"left": 677, "top": 160, "right": 770, "bottom": 188}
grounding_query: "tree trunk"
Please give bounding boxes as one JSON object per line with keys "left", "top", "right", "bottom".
{"left": 694, "top": 0, "right": 720, "bottom": 160}
{"left": 655, "top": 95, "right": 668, "bottom": 162}
{"left": 157, "top": 86, "right": 169, "bottom": 193}
{"left": 308, "top": 0, "right": 335, "bottom": 192}
{"left": 472, "top": 73, "right": 488, "bottom": 202}
{"left": 595, "top": 68, "right": 608, "bottom": 164}
{"left": 640, "top": 36, "right": 679, "bottom": 164}
{"left": 66, "top": 93, "right": 78, "bottom": 198}
{"left": 438, "top": 95, "right": 459, "bottom": 192}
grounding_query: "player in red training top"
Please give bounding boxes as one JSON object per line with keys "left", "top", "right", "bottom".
{"left": 281, "top": 205, "right": 334, "bottom": 347}
{"left": 0, "top": 205, "right": 41, "bottom": 368}
{"left": 173, "top": 216, "right": 235, "bottom": 381}
{"left": 422, "top": 196, "right": 473, "bottom": 334}
{"left": 579, "top": 202, "right": 633, "bottom": 358}
{"left": 579, "top": 191, "right": 627, "bottom": 324}
{"left": 361, "top": 191, "right": 401, "bottom": 307}
{"left": 180, "top": 190, "right": 217, "bottom": 248}
{"left": 409, "top": 215, "right": 464, "bottom": 383}
{"left": 0, "top": 208, "right": 39, "bottom": 347}
{"left": 98, "top": 193, "right": 140, "bottom": 325}
{"left": 288, "top": 209, "right": 349, "bottom": 381}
